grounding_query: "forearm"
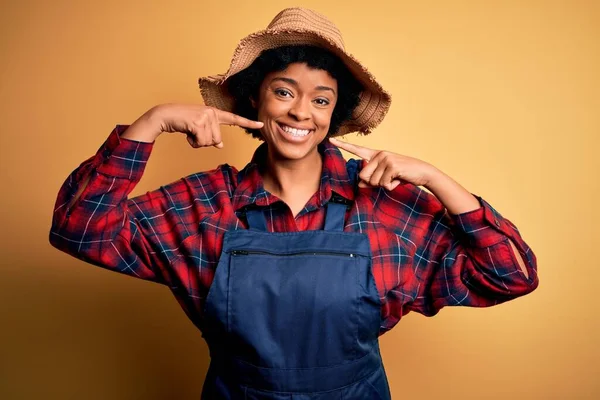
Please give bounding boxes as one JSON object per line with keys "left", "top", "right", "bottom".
{"left": 424, "top": 167, "right": 529, "bottom": 278}
{"left": 49, "top": 125, "right": 161, "bottom": 281}
{"left": 51, "top": 125, "right": 152, "bottom": 240}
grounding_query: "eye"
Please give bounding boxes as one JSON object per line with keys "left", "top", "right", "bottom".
{"left": 314, "top": 98, "right": 330, "bottom": 106}
{"left": 274, "top": 88, "right": 292, "bottom": 97}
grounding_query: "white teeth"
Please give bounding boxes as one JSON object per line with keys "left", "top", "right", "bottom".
{"left": 281, "top": 124, "right": 310, "bottom": 137}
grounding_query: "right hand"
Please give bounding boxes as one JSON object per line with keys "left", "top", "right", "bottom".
{"left": 122, "top": 103, "right": 264, "bottom": 148}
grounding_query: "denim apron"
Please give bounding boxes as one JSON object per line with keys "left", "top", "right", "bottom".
{"left": 200, "top": 196, "right": 392, "bottom": 399}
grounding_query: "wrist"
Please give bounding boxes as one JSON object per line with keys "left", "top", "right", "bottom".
{"left": 423, "top": 165, "right": 444, "bottom": 189}
{"left": 423, "top": 167, "right": 480, "bottom": 215}
{"left": 120, "top": 107, "right": 164, "bottom": 143}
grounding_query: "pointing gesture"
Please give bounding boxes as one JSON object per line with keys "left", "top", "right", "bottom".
{"left": 329, "top": 137, "right": 437, "bottom": 190}
{"left": 121, "top": 104, "right": 264, "bottom": 147}
{"left": 329, "top": 138, "right": 377, "bottom": 161}
{"left": 214, "top": 108, "right": 265, "bottom": 129}
{"left": 167, "top": 105, "right": 264, "bottom": 149}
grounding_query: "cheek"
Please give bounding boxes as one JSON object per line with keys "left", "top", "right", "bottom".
{"left": 258, "top": 98, "right": 287, "bottom": 119}
{"left": 317, "top": 109, "right": 334, "bottom": 129}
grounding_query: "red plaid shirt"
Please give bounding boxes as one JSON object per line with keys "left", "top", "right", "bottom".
{"left": 50, "top": 125, "right": 538, "bottom": 335}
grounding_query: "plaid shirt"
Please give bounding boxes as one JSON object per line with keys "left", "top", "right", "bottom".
{"left": 50, "top": 125, "right": 538, "bottom": 335}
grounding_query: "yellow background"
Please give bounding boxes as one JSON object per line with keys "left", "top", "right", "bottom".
{"left": 1, "top": 0, "right": 598, "bottom": 398}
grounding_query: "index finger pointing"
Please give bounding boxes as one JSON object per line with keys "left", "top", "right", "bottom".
{"left": 216, "top": 109, "right": 264, "bottom": 129}
{"left": 329, "top": 137, "right": 376, "bottom": 160}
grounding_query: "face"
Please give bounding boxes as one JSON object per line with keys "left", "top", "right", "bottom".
{"left": 251, "top": 62, "right": 338, "bottom": 161}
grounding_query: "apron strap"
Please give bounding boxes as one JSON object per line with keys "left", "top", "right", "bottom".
{"left": 324, "top": 202, "right": 347, "bottom": 232}
{"left": 246, "top": 209, "right": 269, "bottom": 231}
{"left": 245, "top": 195, "right": 350, "bottom": 232}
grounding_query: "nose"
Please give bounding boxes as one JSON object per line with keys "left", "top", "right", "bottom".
{"left": 288, "top": 96, "right": 311, "bottom": 121}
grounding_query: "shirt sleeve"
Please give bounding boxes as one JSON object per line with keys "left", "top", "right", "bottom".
{"left": 378, "top": 185, "right": 539, "bottom": 323}
{"left": 50, "top": 125, "right": 164, "bottom": 283}
{"left": 416, "top": 192, "right": 538, "bottom": 316}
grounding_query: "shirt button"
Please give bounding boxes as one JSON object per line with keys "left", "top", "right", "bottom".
{"left": 494, "top": 219, "right": 500, "bottom": 227}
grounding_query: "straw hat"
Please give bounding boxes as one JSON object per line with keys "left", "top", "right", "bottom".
{"left": 198, "top": 7, "right": 391, "bottom": 136}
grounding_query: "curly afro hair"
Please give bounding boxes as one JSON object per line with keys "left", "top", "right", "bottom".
{"left": 226, "top": 45, "right": 364, "bottom": 139}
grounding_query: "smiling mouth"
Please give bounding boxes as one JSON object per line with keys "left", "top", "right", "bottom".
{"left": 277, "top": 122, "right": 313, "bottom": 137}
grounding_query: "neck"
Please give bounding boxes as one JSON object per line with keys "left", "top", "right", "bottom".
{"left": 262, "top": 147, "right": 323, "bottom": 201}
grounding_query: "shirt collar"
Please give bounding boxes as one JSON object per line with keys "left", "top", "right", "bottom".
{"left": 231, "top": 140, "right": 355, "bottom": 212}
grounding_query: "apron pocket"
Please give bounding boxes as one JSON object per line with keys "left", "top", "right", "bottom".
{"left": 228, "top": 252, "right": 360, "bottom": 368}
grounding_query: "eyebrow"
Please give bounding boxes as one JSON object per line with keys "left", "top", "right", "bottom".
{"left": 270, "top": 77, "right": 336, "bottom": 95}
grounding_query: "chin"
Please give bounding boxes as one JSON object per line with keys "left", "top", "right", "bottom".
{"left": 271, "top": 142, "right": 316, "bottom": 161}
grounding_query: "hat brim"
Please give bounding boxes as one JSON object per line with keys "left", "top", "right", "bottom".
{"left": 198, "top": 29, "right": 391, "bottom": 136}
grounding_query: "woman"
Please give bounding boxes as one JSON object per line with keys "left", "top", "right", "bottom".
{"left": 50, "top": 7, "right": 539, "bottom": 399}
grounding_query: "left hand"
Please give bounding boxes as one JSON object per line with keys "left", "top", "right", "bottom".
{"left": 329, "top": 137, "right": 438, "bottom": 190}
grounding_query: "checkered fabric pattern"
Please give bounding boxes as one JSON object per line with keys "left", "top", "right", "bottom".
{"left": 50, "top": 125, "right": 538, "bottom": 335}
